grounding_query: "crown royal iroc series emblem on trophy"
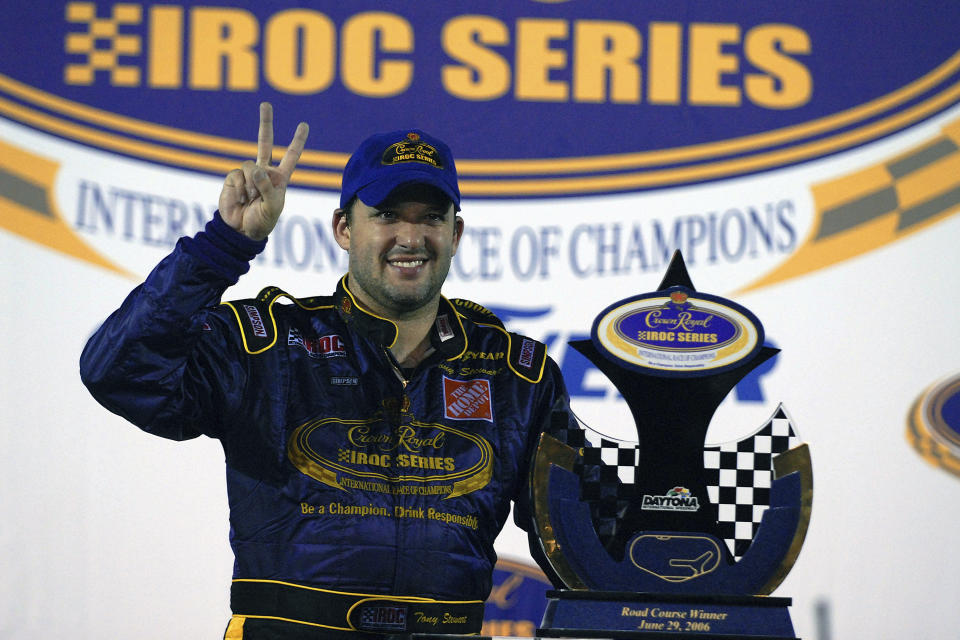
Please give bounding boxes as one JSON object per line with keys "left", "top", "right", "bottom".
{"left": 530, "top": 252, "right": 812, "bottom": 638}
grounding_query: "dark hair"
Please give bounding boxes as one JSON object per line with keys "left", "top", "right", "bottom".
{"left": 339, "top": 195, "right": 358, "bottom": 226}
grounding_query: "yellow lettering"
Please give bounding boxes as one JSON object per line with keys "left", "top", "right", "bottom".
{"left": 688, "top": 23, "right": 740, "bottom": 106}
{"left": 189, "top": 8, "right": 259, "bottom": 90}
{"left": 442, "top": 16, "right": 511, "bottom": 100}
{"left": 264, "top": 9, "right": 336, "bottom": 94}
{"left": 443, "top": 613, "right": 468, "bottom": 624}
{"left": 744, "top": 24, "right": 812, "bottom": 109}
{"left": 573, "top": 20, "right": 641, "bottom": 103}
{"left": 647, "top": 22, "right": 682, "bottom": 104}
{"left": 515, "top": 18, "right": 568, "bottom": 102}
{"left": 148, "top": 6, "right": 183, "bottom": 88}
{"left": 482, "top": 621, "right": 536, "bottom": 637}
{"left": 341, "top": 12, "right": 413, "bottom": 97}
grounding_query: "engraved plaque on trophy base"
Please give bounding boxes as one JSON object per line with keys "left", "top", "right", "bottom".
{"left": 538, "top": 590, "right": 796, "bottom": 638}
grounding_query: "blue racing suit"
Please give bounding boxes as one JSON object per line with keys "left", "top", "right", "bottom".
{"left": 79, "top": 213, "right": 570, "bottom": 636}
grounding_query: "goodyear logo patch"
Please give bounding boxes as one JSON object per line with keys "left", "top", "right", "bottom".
{"left": 443, "top": 377, "right": 494, "bottom": 422}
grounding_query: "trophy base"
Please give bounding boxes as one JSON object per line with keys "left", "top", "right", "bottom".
{"left": 538, "top": 590, "right": 797, "bottom": 639}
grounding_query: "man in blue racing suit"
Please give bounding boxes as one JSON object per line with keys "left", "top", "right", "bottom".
{"left": 79, "top": 104, "right": 572, "bottom": 639}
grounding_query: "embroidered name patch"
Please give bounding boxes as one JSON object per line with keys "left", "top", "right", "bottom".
{"left": 443, "top": 377, "right": 493, "bottom": 422}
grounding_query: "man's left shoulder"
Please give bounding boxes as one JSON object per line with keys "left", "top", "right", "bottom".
{"left": 449, "top": 298, "right": 548, "bottom": 384}
{"left": 220, "top": 286, "right": 336, "bottom": 355}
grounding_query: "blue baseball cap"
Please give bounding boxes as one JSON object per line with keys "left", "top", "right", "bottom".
{"left": 339, "top": 129, "right": 461, "bottom": 211}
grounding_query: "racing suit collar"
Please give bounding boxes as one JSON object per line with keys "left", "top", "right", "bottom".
{"left": 334, "top": 276, "right": 467, "bottom": 361}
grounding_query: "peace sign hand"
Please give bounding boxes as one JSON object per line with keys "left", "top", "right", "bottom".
{"left": 219, "top": 102, "right": 310, "bottom": 241}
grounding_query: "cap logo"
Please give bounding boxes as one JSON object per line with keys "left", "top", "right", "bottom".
{"left": 381, "top": 134, "right": 443, "bottom": 169}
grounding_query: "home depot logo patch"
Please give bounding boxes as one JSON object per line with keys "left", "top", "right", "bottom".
{"left": 443, "top": 377, "right": 493, "bottom": 422}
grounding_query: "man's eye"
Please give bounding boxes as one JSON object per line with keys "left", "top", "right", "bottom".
{"left": 376, "top": 210, "right": 396, "bottom": 220}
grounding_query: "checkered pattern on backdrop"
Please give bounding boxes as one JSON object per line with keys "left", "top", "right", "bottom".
{"left": 703, "top": 407, "right": 801, "bottom": 560}
{"left": 552, "top": 406, "right": 801, "bottom": 561}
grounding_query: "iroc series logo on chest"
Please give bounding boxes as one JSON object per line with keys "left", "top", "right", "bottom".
{"left": 287, "top": 406, "right": 494, "bottom": 499}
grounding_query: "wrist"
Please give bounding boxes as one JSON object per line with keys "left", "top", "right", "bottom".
{"left": 181, "top": 211, "right": 267, "bottom": 283}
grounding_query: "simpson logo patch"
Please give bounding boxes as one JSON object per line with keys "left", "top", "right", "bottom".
{"left": 243, "top": 304, "right": 267, "bottom": 337}
{"left": 288, "top": 328, "right": 346, "bottom": 358}
{"left": 518, "top": 338, "right": 536, "bottom": 369}
{"left": 444, "top": 377, "right": 493, "bottom": 422}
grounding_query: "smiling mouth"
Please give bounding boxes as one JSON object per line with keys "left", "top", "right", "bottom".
{"left": 388, "top": 258, "right": 427, "bottom": 268}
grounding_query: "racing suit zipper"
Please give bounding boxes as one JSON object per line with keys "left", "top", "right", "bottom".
{"left": 383, "top": 348, "right": 408, "bottom": 388}
{"left": 382, "top": 347, "right": 407, "bottom": 594}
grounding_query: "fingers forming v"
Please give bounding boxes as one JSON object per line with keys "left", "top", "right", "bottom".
{"left": 256, "top": 102, "right": 274, "bottom": 167}
{"left": 278, "top": 122, "right": 310, "bottom": 179}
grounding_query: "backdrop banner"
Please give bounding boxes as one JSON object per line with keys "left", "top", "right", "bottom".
{"left": 1, "top": 2, "right": 958, "bottom": 639}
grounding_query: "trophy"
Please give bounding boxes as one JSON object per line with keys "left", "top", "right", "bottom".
{"left": 530, "top": 252, "right": 812, "bottom": 638}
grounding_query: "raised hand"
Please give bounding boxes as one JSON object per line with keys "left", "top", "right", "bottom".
{"left": 219, "top": 102, "right": 309, "bottom": 241}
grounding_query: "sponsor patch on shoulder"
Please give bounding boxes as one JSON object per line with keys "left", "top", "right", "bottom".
{"left": 436, "top": 314, "right": 455, "bottom": 342}
{"left": 243, "top": 304, "right": 267, "bottom": 337}
{"left": 443, "top": 377, "right": 494, "bottom": 422}
{"left": 330, "top": 376, "right": 359, "bottom": 386}
{"left": 518, "top": 338, "right": 536, "bottom": 369}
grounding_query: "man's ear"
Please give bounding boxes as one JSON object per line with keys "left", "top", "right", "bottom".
{"left": 332, "top": 209, "right": 350, "bottom": 250}
{"left": 451, "top": 214, "right": 465, "bottom": 256}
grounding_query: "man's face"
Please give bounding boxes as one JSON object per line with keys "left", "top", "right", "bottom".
{"left": 333, "top": 185, "right": 463, "bottom": 319}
